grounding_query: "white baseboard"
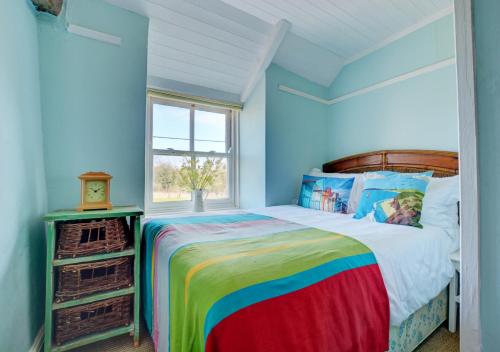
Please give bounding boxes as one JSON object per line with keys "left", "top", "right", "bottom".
{"left": 29, "top": 325, "right": 44, "bottom": 352}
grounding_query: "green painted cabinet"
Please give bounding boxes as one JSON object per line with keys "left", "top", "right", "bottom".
{"left": 42, "top": 206, "right": 143, "bottom": 351}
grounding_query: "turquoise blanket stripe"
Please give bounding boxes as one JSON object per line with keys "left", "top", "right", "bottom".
{"left": 203, "top": 252, "right": 377, "bottom": 340}
{"left": 141, "top": 213, "right": 273, "bottom": 334}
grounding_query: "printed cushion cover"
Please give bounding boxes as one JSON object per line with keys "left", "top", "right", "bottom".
{"left": 308, "top": 168, "right": 363, "bottom": 213}
{"left": 298, "top": 175, "right": 354, "bottom": 214}
{"left": 353, "top": 174, "right": 430, "bottom": 228}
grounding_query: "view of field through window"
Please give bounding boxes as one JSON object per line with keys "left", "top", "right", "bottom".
{"left": 152, "top": 104, "right": 229, "bottom": 203}
{"left": 153, "top": 155, "right": 228, "bottom": 202}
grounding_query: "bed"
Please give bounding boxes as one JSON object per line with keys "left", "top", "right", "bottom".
{"left": 142, "top": 150, "right": 459, "bottom": 352}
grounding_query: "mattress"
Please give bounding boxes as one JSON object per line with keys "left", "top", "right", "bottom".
{"left": 250, "top": 205, "right": 458, "bottom": 325}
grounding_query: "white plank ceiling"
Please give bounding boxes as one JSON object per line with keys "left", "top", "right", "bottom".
{"left": 106, "top": 0, "right": 453, "bottom": 101}
{"left": 105, "top": 0, "right": 275, "bottom": 96}
{"left": 222, "top": 0, "right": 453, "bottom": 62}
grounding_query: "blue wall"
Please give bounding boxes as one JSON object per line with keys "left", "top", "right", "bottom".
{"left": 327, "top": 14, "right": 458, "bottom": 159}
{"left": 265, "top": 64, "right": 329, "bottom": 206}
{"left": 0, "top": 1, "right": 47, "bottom": 350}
{"left": 240, "top": 76, "right": 266, "bottom": 208}
{"left": 38, "top": 0, "right": 149, "bottom": 211}
{"left": 473, "top": 1, "right": 500, "bottom": 349}
{"left": 238, "top": 64, "right": 329, "bottom": 208}
{"left": 252, "top": 16, "right": 459, "bottom": 207}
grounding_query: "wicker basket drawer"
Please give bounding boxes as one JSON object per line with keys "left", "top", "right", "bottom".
{"left": 54, "top": 296, "right": 131, "bottom": 345}
{"left": 55, "top": 257, "right": 132, "bottom": 302}
{"left": 56, "top": 218, "right": 128, "bottom": 258}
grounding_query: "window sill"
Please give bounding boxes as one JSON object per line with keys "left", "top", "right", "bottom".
{"left": 144, "top": 204, "right": 240, "bottom": 220}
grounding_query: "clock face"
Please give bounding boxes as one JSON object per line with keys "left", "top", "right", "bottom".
{"left": 85, "top": 180, "right": 106, "bottom": 203}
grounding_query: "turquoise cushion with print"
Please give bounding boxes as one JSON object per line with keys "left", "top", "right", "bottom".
{"left": 353, "top": 174, "right": 430, "bottom": 228}
{"left": 298, "top": 175, "right": 354, "bottom": 214}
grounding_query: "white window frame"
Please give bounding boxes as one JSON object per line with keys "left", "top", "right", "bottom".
{"left": 145, "top": 94, "right": 239, "bottom": 215}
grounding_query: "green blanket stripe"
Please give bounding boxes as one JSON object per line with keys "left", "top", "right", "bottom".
{"left": 168, "top": 228, "right": 371, "bottom": 351}
{"left": 171, "top": 226, "right": 334, "bottom": 264}
{"left": 143, "top": 214, "right": 273, "bottom": 333}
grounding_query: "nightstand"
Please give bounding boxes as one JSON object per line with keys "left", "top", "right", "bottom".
{"left": 448, "top": 249, "right": 460, "bottom": 333}
{"left": 43, "top": 206, "right": 143, "bottom": 351}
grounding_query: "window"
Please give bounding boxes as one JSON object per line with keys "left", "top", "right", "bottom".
{"left": 146, "top": 95, "right": 239, "bottom": 213}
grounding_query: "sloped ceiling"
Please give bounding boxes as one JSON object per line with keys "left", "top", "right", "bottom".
{"left": 221, "top": 0, "right": 453, "bottom": 61}
{"left": 106, "top": 0, "right": 453, "bottom": 101}
{"left": 273, "top": 32, "right": 344, "bottom": 87}
{"left": 106, "top": 0, "right": 274, "bottom": 96}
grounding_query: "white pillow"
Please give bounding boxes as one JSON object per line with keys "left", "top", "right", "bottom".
{"left": 420, "top": 175, "right": 460, "bottom": 237}
{"left": 308, "top": 168, "right": 363, "bottom": 213}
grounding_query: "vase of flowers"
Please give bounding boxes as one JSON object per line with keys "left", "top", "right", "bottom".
{"left": 178, "top": 157, "right": 224, "bottom": 212}
{"left": 192, "top": 189, "right": 205, "bottom": 212}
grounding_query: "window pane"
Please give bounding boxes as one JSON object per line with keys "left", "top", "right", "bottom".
{"left": 195, "top": 156, "right": 229, "bottom": 200}
{"left": 153, "top": 155, "right": 229, "bottom": 203}
{"left": 153, "top": 104, "right": 190, "bottom": 151}
{"left": 195, "top": 110, "right": 226, "bottom": 153}
{"left": 153, "top": 155, "right": 191, "bottom": 202}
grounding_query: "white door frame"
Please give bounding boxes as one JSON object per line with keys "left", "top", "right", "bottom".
{"left": 454, "top": 0, "right": 481, "bottom": 350}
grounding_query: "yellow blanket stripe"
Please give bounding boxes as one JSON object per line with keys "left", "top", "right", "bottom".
{"left": 184, "top": 236, "right": 342, "bottom": 304}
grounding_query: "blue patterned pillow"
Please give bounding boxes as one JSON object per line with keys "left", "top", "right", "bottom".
{"left": 298, "top": 175, "right": 354, "bottom": 214}
{"left": 353, "top": 174, "right": 430, "bottom": 228}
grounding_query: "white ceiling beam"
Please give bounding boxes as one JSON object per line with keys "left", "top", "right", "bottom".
{"left": 240, "top": 19, "right": 291, "bottom": 102}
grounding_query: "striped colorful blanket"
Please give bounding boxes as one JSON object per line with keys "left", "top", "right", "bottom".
{"left": 143, "top": 213, "right": 389, "bottom": 352}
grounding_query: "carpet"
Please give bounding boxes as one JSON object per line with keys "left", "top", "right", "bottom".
{"left": 72, "top": 326, "right": 459, "bottom": 352}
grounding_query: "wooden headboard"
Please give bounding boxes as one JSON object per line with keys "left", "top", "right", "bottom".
{"left": 322, "top": 150, "right": 459, "bottom": 177}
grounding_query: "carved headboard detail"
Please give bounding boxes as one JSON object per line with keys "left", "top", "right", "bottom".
{"left": 322, "top": 150, "right": 459, "bottom": 177}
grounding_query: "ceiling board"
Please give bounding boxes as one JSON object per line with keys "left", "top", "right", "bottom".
{"left": 107, "top": 0, "right": 453, "bottom": 101}
{"left": 106, "top": 0, "right": 274, "bottom": 100}
{"left": 273, "top": 32, "right": 344, "bottom": 87}
{"left": 222, "top": 0, "right": 453, "bottom": 60}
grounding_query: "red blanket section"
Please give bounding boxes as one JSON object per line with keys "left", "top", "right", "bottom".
{"left": 206, "top": 264, "right": 389, "bottom": 352}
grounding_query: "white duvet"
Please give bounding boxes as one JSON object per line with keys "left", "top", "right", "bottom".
{"left": 250, "top": 205, "right": 458, "bottom": 326}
